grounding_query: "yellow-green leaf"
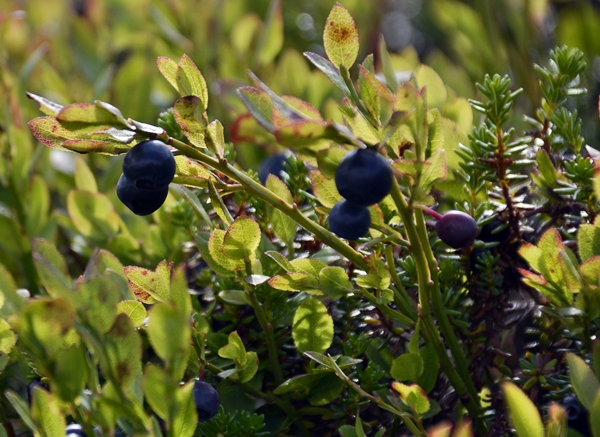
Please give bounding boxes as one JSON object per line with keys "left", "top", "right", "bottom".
{"left": 117, "top": 300, "right": 147, "bottom": 327}
{"left": 222, "top": 217, "right": 261, "bottom": 262}
{"left": 502, "top": 382, "right": 544, "bottom": 437}
{"left": 292, "top": 296, "right": 333, "bottom": 353}
{"left": 323, "top": 3, "right": 359, "bottom": 69}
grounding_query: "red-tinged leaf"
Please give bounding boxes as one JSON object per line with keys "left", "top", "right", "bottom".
{"left": 177, "top": 54, "right": 208, "bottom": 111}
{"left": 157, "top": 56, "right": 179, "bottom": 91}
{"left": 237, "top": 87, "right": 275, "bottom": 133}
{"left": 518, "top": 268, "right": 548, "bottom": 286}
{"left": 62, "top": 139, "right": 129, "bottom": 155}
{"left": 26, "top": 92, "right": 64, "bottom": 116}
{"left": 124, "top": 265, "right": 170, "bottom": 304}
{"left": 304, "top": 51, "right": 351, "bottom": 96}
{"left": 230, "top": 113, "right": 272, "bottom": 144}
{"left": 281, "top": 96, "right": 324, "bottom": 121}
{"left": 581, "top": 256, "right": 600, "bottom": 285}
{"left": 323, "top": 3, "right": 359, "bottom": 68}
{"left": 29, "top": 116, "right": 78, "bottom": 150}
{"left": 173, "top": 156, "right": 213, "bottom": 187}
{"left": 358, "top": 65, "right": 395, "bottom": 102}
{"left": 173, "top": 96, "right": 206, "bottom": 148}
{"left": 310, "top": 170, "right": 342, "bottom": 208}
{"left": 518, "top": 242, "right": 544, "bottom": 274}
{"left": 57, "top": 103, "right": 123, "bottom": 125}
{"left": 275, "top": 119, "right": 341, "bottom": 148}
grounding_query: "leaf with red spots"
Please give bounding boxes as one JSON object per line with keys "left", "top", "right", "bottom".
{"left": 173, "top": 96, "right": 206, "bottom": 148}
{"left": 323, "top": 3, "right": 359, "bottom": 69}
{"left": 310, "top": 170, "right": 342, "bottom": 208}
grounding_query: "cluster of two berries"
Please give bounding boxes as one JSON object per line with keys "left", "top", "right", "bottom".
{"left": 117, "top": 139, "right": 176, "bottom": 216}
{"left": 329, "top": 148, "right": 394, "bottom": 240}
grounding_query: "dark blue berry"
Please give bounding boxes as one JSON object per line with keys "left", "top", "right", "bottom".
{"left": 562, "top": 394, "right": 591, "bottom": 437}
{"left": 328, "top": 200, "right": 371, "bottom": 240}
{"left": 116, "top": 174, "right": 169, "bottom": 216}
{"left": 193, "top": 380, "right": 220, "bottom": 422}
{"left": 258, "top": 154, "right": 287, "bottom": 184}
{"left": 27, "top": 380, "right": 48, "bottom": 405}
{"left": 335, "top": 148, "right": 393, "bottom": 207}
{"left": 66, "top": 423, "right": 87, "bottom": 437}
{"left": 122, "top": 139, "right": 176, "bottom": 190}
{"left": 435, "top": 210, "right": 479, "bottom": 249}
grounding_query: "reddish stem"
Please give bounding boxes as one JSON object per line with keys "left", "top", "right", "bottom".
{"left": 419, "top": 205, "right": 443, "bottom": 220}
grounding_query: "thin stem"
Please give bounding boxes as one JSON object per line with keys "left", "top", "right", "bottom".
{"left": 385, "top": 245, "right": 417, "bottom": 321}
{"left": 167, "top": 137, "right": 368, "bottom": 270}
{"left": 389, "top": 181, "right": 488, "bottom": 436}
{"left": 357, "top": 287, "right": 414, "bottom": 327}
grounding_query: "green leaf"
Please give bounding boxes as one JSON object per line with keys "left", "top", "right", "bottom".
{"left": 391, "top": 353, "right": 424, "bottom": 382}
{"left": 419, "top": 149, "right": 447, "bottom": 192}
{"left": 26, "top": 92, "right": 63, "bottom": 116}
{"left": 177, "top": 54, "right": 209, "bottom": 111}
{"left": 147, "top": 303, "right": 190, "bottom": 380}
{"left": 310, "top": 170, "right": 342, "bottom": 208}
{"left": 173, "top": 156, "right": 214, "bottom": 187}
{"left": 67, "top": 190, "right": 120, "bottom": 239}
{"left": 117, "top": 300, "right": 147, "bottom": 327}
{"left": 275, "top": 120, "right": 340, "bottom": 148}
{"left": 502, "top": 382, "right": 544, "bottom": 437}
{"left": 323, "top": 3, "right": 359, "bottom": 69}
{"left": 578, "top": 224, "right": 600, "bottom": 262}
{"left": 266, "top": 175, "right": 296, "bottom": 246}
{"left": 359, "top": 62, "right": 395, "bottom": 102}
{"left": 237, "top": 351, "right": 259, "bottom": 383}
{"left": 124, "top": 264, "right": 170, "bottom": 304}
{"left": 289, "top": 258, "right": 328, "bottom": 276}
{"left": 51, "top": 344, "right": 87, "bottom": 402}
{"left": 5, "top": 390, "right": 38, "bottom": 433}
{"left": 0, "top": 319, "right": 16, "bottom": 355}
{"left": 391, "top": 382, "right": 430, "bottom": 415}
{"left": 222, "top": 217, "right": 261, "bottom": 262}
{"left": 208, "top": 229, "right": 245, "bottom": 272}
{"left": 536, "top": 150, "right": 560, "bottom": 187}
{"left": 74, "top": 276, "right": 120, "bottom": 334}
{"left": 142, "top": 364, "right": 175, "bottom": 420}
{"left": 567, "top": 353, "right": 600, "bottom": 410}
{"left": 319, "top": 266, "right": 353, "bottom": 299}
{"left": 307, "top": 373, "right": 345, "bottom": 406}
{"left": 218, "top": 290, "right": 250, "bottom": 306}
{"left": 195, "top": 232, "right": 236, "bottom": 277}
{"left": 237, "top": 86, "right": 275, "bottom": 133}
{"left": 418, "top": 344, "right": 439, "bottom": 394}
{"left": 74, "top": 157, "right": 98, "bottom": 193}
{"left": 170, "top": 265, "right": 193, "bottom": 317}
{"left": 591, "top": 391, "right": 600, "bottom": 437}
{"left": 378, "top": 37, "right": 399, "bottom": 92}
{"left": 269, "top": 273, "right": 321, "bottom": 293}
{"left": 57, "top": 102, "right": 126, "bottom": 126}
{"left": 303, "top": 52, "right": 351, "bottom": 97}
{"left": 172, "top": 381, "right": 198, "bottom": 437}
{"left": 218, "top": 331, "right": 248, "bottom": 365}
{"left": 292, "top": 296, "right": 334, "bottom": 353}
{"left": 316, "top": 146, "right": 348, "bottom": 179}
{"left": 157, "top": 56, "right": 180, "bottom": 93}
{"left": 173, "top": 96, "right": 206, "bottom": 148}
{"left": 31, "top": 386, "right": 66, "bottom": 437}
{"left": 26, "top": 175, "right": 50, "bottom": 236}
{"left": 31, "top": 238, "right": 72, "bottom": 299}
{"left": 103, "top": 313, "right": 142, "bottom": 390}
{"left": 415, "top": 65, "right": 447, "bottom": 108}
{"left": 257, "top": 0, "right": 283, "bottom": 66}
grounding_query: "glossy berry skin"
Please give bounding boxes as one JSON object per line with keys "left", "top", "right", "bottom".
{"left": 116, "top": 174, "right": 169, "bottom": 216}
{"left": 122, "top": 139, "right": 176, "bottom": 190}
{"left": 258, "top": 154, "right": 287, "bottom": 184}
{"left": 435, "top": 210, "right": 479, "bottom": 249}
{"left": 328, "top": 200, "right": 371, "bottom": 240}
{"left": 562, "top": 394, "right": 591, "bottom": 437}
{"left": 193, "top": 380, "right": 220, "bottom": 422}
{"left": 335, "top": 148, "right": 393, "bottom": 206}
{"left": 66, "top": 423, "right": 87, "bottom": 437}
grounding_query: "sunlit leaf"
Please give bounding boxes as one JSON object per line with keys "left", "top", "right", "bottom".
{"left": 502, "top": 382, "right": 544, "bottom": 437}
{"left": 292, "top": 296, "right": 333, "bottom": 353}
{"left": 323, "top": 3, "right": 359, "bottom": 69}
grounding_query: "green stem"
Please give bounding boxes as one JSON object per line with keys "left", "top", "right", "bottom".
{"left": 385, "top": 245, "right": 417, "bottom": 321}
{"left": 389, "top": 181, "right": 488, "bottom": 436}
{"left": 357, "top": 287, "right": 414, "bottom": 327}
{"left": 168, "top": 138, "right": 368, "bottom": 270}
{"left": 245, "top": 287, "right": 284, "bottom": 384}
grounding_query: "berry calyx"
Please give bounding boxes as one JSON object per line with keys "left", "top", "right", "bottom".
{"left": 122, "top": 139, "right": 176, "bottom": 190}
{"left": 335, "top": 148, "right": 393, "bottom": 206}
{"left": 435, "top": 210, "right": 479, "bottom": 249}
{"left": 328, "top": 200, "right": 371, "bottom": 240}
{"left": 193, "top": 380, "right": 220, "bottom": 422}
{"left": 116, "top": 174, "right": 169, "bottom": 216}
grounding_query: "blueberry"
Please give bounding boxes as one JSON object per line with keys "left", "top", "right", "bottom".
{"left": 122, "top": 139, "right": 176, "bottom": 190}
{"left": 335, "top": 148, "right": 393, "bottom": 206}
{"left": 66, "top": 423, "right": 87, "bottom": 437}
{"left": 258, "top": 153, "right": 287, "bottom": 184}
{"left": 116, "top": 174, "right": 169, "bottom": 216}
{"left": 328, "top": 200, "right": 371, "bottom": 240}
{"left": 435, "top": 210, "right": 479, "bottom": 249}
{"left": 193, "top": 380, "right": 220, "bottom": 422}
{"left": 562, "top": 394, "right": 591, "bottom": 437}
